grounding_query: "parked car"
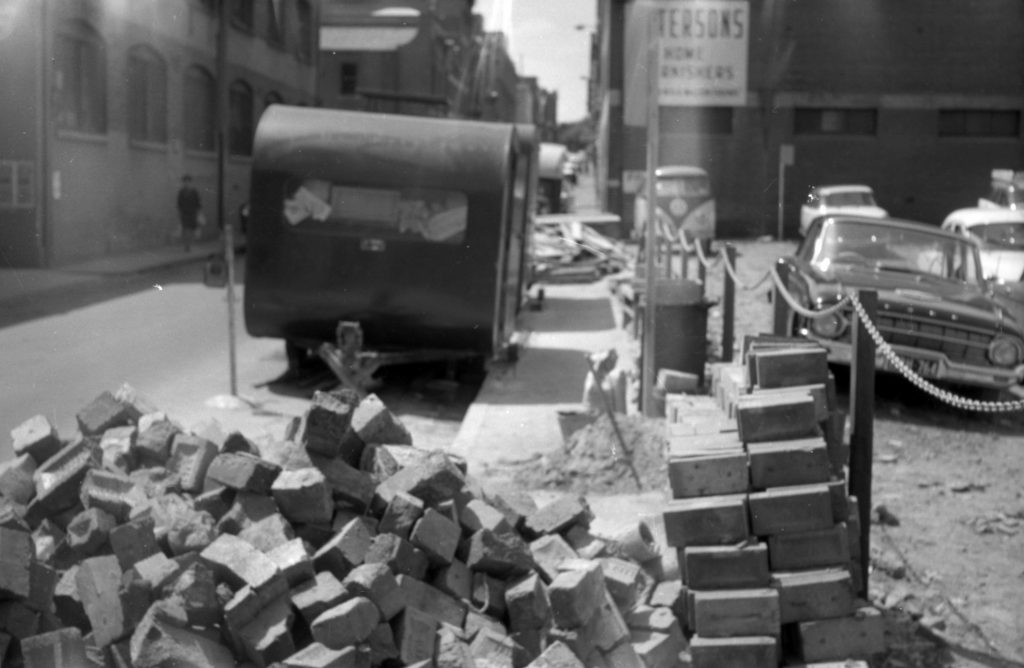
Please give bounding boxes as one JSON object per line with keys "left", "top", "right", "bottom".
{"left": 978, "top": 169, "right": 1024, "bottom": 211}
{"left": 941, "top": 207, "right": 1024, "bottom": 283}
{"left": 799, "top": 184, "right": 887, "bottom": 236}
{"left": 779, "top": 215, "right": 1024, "bottom": 396}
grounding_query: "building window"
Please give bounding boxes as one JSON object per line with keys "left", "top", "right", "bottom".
{"left": 266, "top": 0, "right": 285, "bottom": 47}
{"left": 184, "top": 65, "right": 216, "bottom": 152}
{"left": 0, "top": 161, "right": 35, "bottom": 208}
{"left": 127, "top": 46, "right": 167, "bottom": 144}
{"left": 794, "top": 108, "right": 877, "bottom": 136}
{"left": 54, "top": 22, "right": 107, "bottom": 134}
{"left": 667, "top": 107, "right": 733, "bottom": 135}
{"left": 340, "top": 63, "right": 358, "bottom": 95}
{"left": 296, "top": 0, "right": 314, "bottom": 62}
{"left": 231, "top": 0, "right": 253, "bottom": 31}
{"left": 938, "top": 110, "right": 1020, "bottom": 138}
{"left": 229, "top": 80, "right": 254, "bottom": 156}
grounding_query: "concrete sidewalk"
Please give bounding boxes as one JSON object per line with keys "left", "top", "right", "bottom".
{"left": 0, "top": 238, "right": 235, "bottom": 306}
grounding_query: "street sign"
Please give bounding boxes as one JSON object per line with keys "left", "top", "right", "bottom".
{"left": 781, "top": 144, "right": 795, "bottom": 166}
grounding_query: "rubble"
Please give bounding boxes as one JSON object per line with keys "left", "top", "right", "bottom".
{"left": 0, "top": 387, "right": 684, "bottom": 667}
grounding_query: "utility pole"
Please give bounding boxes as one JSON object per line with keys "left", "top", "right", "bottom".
{"left": 641, "top": 11, "right": 660, "bottom": 417}
{"left": 216, "top": 0, "right": 238, "bottom": 396}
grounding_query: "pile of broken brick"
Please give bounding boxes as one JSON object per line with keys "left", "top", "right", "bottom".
{"left": 1, "top": 385, "right": 686, "bottom": 667}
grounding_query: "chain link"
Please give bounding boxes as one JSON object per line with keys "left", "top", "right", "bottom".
{"left": 719, "top": 245, "right": 773, "bottom": 291}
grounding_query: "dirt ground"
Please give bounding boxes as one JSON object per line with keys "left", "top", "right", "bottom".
{"left": 497, "top": 238, "right": 1024, "bottom": 668}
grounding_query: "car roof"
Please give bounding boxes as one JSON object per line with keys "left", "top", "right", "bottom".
{"left": 814, "top": 184, "right": 875, "bottom": 195}
{"left": 943, "top": 207, "right": 1024, "bottom": 226}
{"left": 656, "top": 165, "right": 708, "bottom": 179}
{"left": 819, "top": 214, "right": 966, "bottom": 242}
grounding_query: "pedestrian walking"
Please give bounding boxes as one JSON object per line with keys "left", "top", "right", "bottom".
{"left": 176, "top": 174, "right": 203, "bottom": 251}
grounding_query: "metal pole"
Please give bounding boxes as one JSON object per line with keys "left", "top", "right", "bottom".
{"left": 216, "top": 0, "right": 238, "bottom": 396}
{"left": 722, "top": 244, "right": 736, "bottom": 362}
{"left": 641, "top": 12, "right": 660, "bottom": 417}
{"left": 777, "top": 147, "right": 786, "bottom": 240}
{"left": 849, "top": 290, "right": 876, "bottom": 596}
{"left": 772, "top": 258, "right": 790, "bottom": 336}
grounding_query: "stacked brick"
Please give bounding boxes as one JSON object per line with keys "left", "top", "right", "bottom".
{"left": 2, "top": 384, "right": 687, "bottom": 667}
{"left": 661, "top": 337, "right": 884, "bottom": 667}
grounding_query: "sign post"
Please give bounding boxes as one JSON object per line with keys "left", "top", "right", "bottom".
{"left": 642, "top": 12, "right": 660, "bottom": 418}
{"left": 778, "top": 143, "right": 794, "bottom": 240}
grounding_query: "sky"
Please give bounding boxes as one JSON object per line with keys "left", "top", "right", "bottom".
{"left": 473, "top": 0, "right": 598, "bottom": 123}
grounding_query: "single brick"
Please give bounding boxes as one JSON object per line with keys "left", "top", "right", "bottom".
{"left": 795, "top": 605, "right": 885, "bottom": 663}
{"left": 311, "top": 596, "right": 379, "bottom": 649}
{"left": 662, "top": 494, "right": 749, "bottom": 548}
{"left": 689, "top": 635, "right": 778, "bottom": 667}
{"left": 409, "top": 507, "right": 461, "bottom": 566}
{"left": 748, "top": 437, "right": 831, "bottom": 489}
{"left": 313, "top": 517, "right": 374, "bottom": 580}
{"left": 373, "top": 450, "right": 466, "bottom": 513}
{"left": 393, "top": 606, "right": 438, "bottom": 665}
{"left": 133, "top": 420, "right": 179, "bottom": 467}
{"left": 465, "top": 528, "right": 535, "bottom": 578}
{"left": 283, "top": 642, "right": 370, "bottom": 668}
{"left": 291, "top": 570, "right": 353, "bottom": 626}
{"left": 364, "top": 533, "right": 429, "bottom": 580}
{"left": 0, "top": 526, "right": 34, "bottom": 599}
{"left": 302, "top": 389, "right": 359, "bottom": 459}
{"left": 351, "top": 393, "right": 412, "bottom": 447}
{"left": 130, "top": 601, "right": 236, "bottom": 667}
{"left": 309, "top": 454, "right": 376, "bottom": 511}
{"left": 109, "top": 515, "right": 160, "bottom": 571}
{"left": 236, "top": 593, "right": 296, "bottom": 666}
{"left": 523, "top": 495, "right": 593, "bottom": 537}
{"left": 21, "top": 627, "right": 89, "bottom": 668}
{"left": 692, "top": 588, "right": 780, "bottom": 638}
{"left": 166, "top": 561, "right": 221, "bottom": 627}
{"left": 668, "top": 451, "right": 750, "bottom": 498}
{"left": 548, "top": 562, "right": 605, "bottom": 629}
{"left": 131, "top": 551, "right": 181, "bottom": 592}
{"left": 591, "top": 592, "right": 630, "bottom": 652}
{"left": 768, "top": 524, "right": 851, "bottom": 571}
{"left": 469, "top": 628, "right": 519, "bottom": 668}
{"left": 753, "top": 347, "right": 828, "bottom": 389}
{"left": 682, "top": 543, "right": 770, "bottom": 590}
{"left": 482, "top": 487, "right": 538, "bottom": 532}
{"left": 771, "top": 569, "right": 856, "bottom": 624}
{"left": 395, "top": 574, "right": 468, "bottom": 628}
{"left": 216, "top": 490, "right": 279, "bottom": 535}
{"left": 29, "top": 436, "right": 94, "bottom": 519}
{"left": 199, "top": 533, "right": 282, "bottom": 591}
{"left": 267, "top": 538, "right": 314, "bottom": 587}
{"left": 431, "top": 559, "right": 473, "bottom": 601}
{"left": 99, "top": 426, "right": 137, "bottom": 473}
{"left": 193, "top": 486, "right": 235, "bottom": 522}
{"left": 748, "top": 484, "right": 834, "bottom": 536}
{"left": 735, "top": 394, "right": 820, "bottom": 444}
{"left": 0, "top": 454, "right": 37, "bottom": 505}
{"left": 166, "top": 433, "right": 218, "bottom": 494}
{"left": 205, "top": 451, "right": 282, "bottom": 494}
{"left": 631, "top": 629, "right": 685, "bottom": 668}
{"left": 378, "top": 491, "right": 424, "bottom": 540}
{"left": 11, "top": 415, "right": 62, "bottom": 464}
{"left": 459, "top": 498, "right": 514, "bottom": 535}
{"left": 529, "top": 533, "right": 579, "bottom": 582}
{"left": 76, "top": 555, "right": 125, "bottom": 647}
{"left": 342, "top": 563, "right": 405, "bottom": 620}
{"left": 599, "top": 557, "right": 646, "bottom": 610}
{"left": 600, "top": 639, "right": 645, "bottom": 668}
{"left": 271, "top": 467, "right": 333, "bottom": 525}
{"left": 79, "top": 469, "right": 148, "bottom": 523}
{"left": 505, "top": 572, "right": 550, "bottom": 632}
{"left": 76, "top": 391, "right": 138, "bottom": 436}
{"left": 66, "top": 507, "right": 117, "bottom": 557}
{"left": 528, "top": 640, "right": 585, "bottom": 668}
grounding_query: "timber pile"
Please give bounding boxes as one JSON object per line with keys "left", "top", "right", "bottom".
{"left": 1, "top": 385, "right": 685, "bottom": 667}
{"left": 661, "top": 336, "right": 884, "bottom": 667}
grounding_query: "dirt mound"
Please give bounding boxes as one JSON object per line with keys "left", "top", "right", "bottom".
{"left": 499, "top": 413, "right": 669, "bottom": 495}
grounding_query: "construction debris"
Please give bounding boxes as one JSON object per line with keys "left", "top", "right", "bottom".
{"left": 2, "top": 384, "right": 681, "bottom": 667}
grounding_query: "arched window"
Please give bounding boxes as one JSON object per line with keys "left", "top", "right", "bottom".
{"left": 296, "top": 0, "right": 314, "bottom": 62}
{"left": 55, "top": 21, "right": 107, "bottom": 134}
{"left": 127, "top": 45, "right": 167, "bottom": 144}
{"left": 229, "top": 79, "right": 254, "bottom": 156}
{"left": 184, "top": 65, "right": 216, "bottom": 152}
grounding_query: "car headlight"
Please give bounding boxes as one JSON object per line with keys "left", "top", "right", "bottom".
{"left": 810, "top": 311, "right": 848, "bottom": 339}
{"left": 988, "top": 336, "right": 1023, "bottom": 366}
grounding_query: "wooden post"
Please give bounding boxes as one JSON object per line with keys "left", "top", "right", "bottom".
{"left": 698, "top": 239, "right": 708, "bottom": 297}
{"left": 772, "top": 258, "right": 790, "bottom": 336}
{"left": 722, "top": 244, "right": 736, "bottom": 362}
{"left": 849, "top": 289, "right": 876, "bottom": 596}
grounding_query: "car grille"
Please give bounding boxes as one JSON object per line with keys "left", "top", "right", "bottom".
{"left": 843, "top": 309, "right": 993, "bottom": 366}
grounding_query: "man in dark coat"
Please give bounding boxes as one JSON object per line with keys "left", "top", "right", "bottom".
{"left": 176, "top": 174, "right": 202, "bottom": 251}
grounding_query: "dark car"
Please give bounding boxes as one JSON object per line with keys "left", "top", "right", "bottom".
{"left": 779, "top": 216, "right": 1024, "bottom": 395}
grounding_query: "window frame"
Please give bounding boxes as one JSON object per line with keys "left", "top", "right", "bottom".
{"left": 340, "top": 62, "right": 359, "bottom": 96}
{"left": 229, "top": 79, "right": 255, "bottom": 157}
{"left": 794, "top": 108, "right": 878, "bottom": 137}
{"left": 938, "top": 109, "right": 1021, "bottom": 138}
{"left": 54, "top": 21, "right": 108, "bottom": 136}
{"left": 126, "top": 45, "right": 168, "bottom": 146}
{"left": 183, "top": 64, "right": 216, "bottom": 153}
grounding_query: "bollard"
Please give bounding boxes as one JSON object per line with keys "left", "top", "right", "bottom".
{"left": 849, "top": 290, "right": 876, "bottom": 596}
{"left": 772, "top": 258, "right": 790, "bottom": 336}
{"left": 722, "top": 244, "right": 736, "bottom": 362}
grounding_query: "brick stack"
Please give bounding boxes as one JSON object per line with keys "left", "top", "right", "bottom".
{"left": 2, "top": 384, "right": 688, "bottom": 667}
{"left": 662, "top": 336, "right": 884, "bottom": 667}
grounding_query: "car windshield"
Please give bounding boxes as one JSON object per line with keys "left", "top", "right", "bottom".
{"left": 968, "top": 222, "right": 1024, "bottom": 249}
{"left": 656, "top": 176, "right": 710, "bottom": 198}
{"left": 809, "top": 220, "right": 982, "bottom": 283}
{"left": 822, "top": 191, "right": 876, "bottom": 207}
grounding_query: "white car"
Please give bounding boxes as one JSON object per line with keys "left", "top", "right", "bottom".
{"left": 941, "top": 207, "right": 1024, "bottom": 283}
{"left": 799, "top": 184, "right": 888, "bottom": 236}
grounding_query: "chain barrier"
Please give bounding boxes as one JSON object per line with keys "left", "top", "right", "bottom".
{"left": 717, "top": 242, "right": 774, "bottom": 291}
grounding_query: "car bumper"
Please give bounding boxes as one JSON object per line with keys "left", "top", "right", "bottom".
{"left": 819, "top": 339, "right": 1024, "bottom": 390}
